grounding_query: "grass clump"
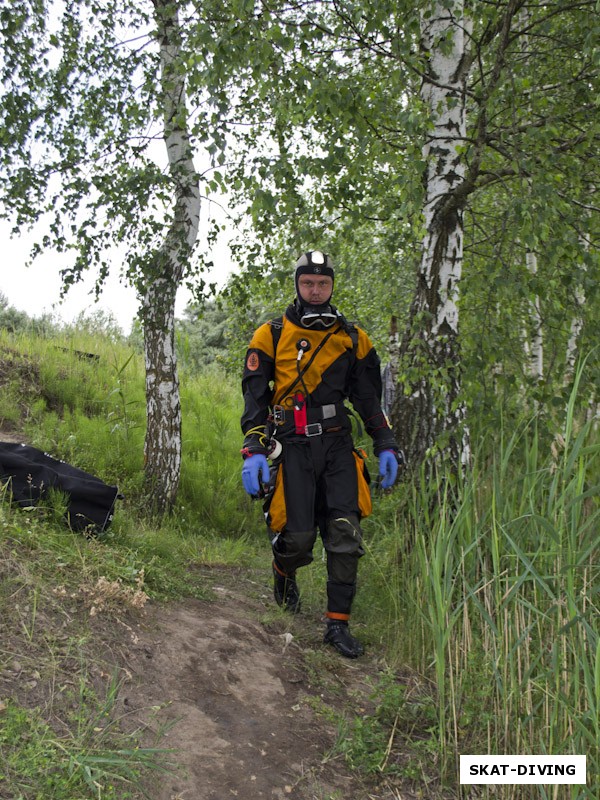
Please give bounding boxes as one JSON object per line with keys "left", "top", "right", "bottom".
{"left": 0, "top": 690, "right": 168, "bottom": 799}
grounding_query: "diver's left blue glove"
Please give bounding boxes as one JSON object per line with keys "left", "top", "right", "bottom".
{"left": 378, "top": 450, "right": 399, "bottom": 489}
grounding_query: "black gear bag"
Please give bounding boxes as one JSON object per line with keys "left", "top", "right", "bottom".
{"left": 0, "top": 442, "right": 121, "bottom": 533}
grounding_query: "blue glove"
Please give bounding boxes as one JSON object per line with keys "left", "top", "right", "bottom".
{"left": 378, "top": 450, "right": 398, "bottom": 489}
{"left": 242, "top": 454, "right": 270, "bottom": 496}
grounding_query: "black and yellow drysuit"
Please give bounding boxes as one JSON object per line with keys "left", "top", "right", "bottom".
{"left": 241, "top": 301, "right": 399, "bottom": 623}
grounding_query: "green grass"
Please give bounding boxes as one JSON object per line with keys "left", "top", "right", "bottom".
{"left": 1, "top": 327, "right": 598, "bottom": 799}
{"left": 0, "top": 686, "right": 170, "bottom": 799}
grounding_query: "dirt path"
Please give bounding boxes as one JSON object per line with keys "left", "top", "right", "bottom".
{"left": 0, "top": 426, "right": 415, "bottom": 799}
{"left": 114, "top": 571, "right": 409, "bottom": 800}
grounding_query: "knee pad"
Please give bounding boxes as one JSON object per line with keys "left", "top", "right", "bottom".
{"left": 326, "top": 551, "right": 359, "bottom": 586}
{"left": 324, "top": 515, "right": 364, "bottom": 585}
{"left": 324, "top": 514, "right": 365, "bottom": 557}
{"left": 271, "top": 528, "right": 317, "bottom": 572}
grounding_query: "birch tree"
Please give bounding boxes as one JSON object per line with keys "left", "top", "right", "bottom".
{"left": 142, "top": 0, "right": 200, "bottom": 507}
{"left": 209, "top": 0, "right": 540, "bottom": 471}
{"left": 0, "top": 1, "right": 213, "bottom": 511}
{"left": 8, "top": 0, "right": 592, "bottom": 497}
{"left": 519, "top": 8, "right": 543, "bottom": 392}
{"left": 391, "top": 0, "right": 471, "bottom": 472}
{"left": 524, "top": 251, "right": 544, "bottom": 386}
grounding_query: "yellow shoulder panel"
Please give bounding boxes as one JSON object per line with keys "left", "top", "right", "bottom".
{"left": 355, "top": 327, "right": 374, "bottom": 360}
{"left": 248, "top": 322, "right": 275, "bottom": 358}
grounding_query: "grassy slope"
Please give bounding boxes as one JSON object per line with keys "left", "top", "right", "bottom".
{"left": 0, "top": 328, "right": 598, "bottom": 800}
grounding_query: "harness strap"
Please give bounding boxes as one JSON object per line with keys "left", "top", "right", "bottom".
{"left": 272, "top": 402, "right": 347, "bottom": 423}
{"left": 270, "top": 402, "right": 349, "bottom": 438}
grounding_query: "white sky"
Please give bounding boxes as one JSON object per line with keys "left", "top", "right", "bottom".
{"left": 0, "top": 217, "right": 238, "bottom": 334}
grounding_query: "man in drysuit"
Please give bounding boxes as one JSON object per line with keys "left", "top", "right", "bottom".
{"left": 240, "top": 250, "right": 403, "bottom": 658}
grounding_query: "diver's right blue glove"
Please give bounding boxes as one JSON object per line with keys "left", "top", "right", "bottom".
{"left": 241, "top": 454, "right": 270, "bottom": 497}
{"left": 378, "top": 449, "right": 399, "bottom": 489}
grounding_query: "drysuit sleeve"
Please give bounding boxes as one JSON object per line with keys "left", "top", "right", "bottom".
{"left": 240, "top": 323, "right": 275, "bottom": 455}
{"left": 348, "top": 328, "right": 399, "bottom": 456}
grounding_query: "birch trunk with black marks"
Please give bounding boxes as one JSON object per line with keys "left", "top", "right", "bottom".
{"left": 391, "top": 0, "right": 471, "bottom": 474}
{"left": 525, "top": 250, "right": 544, "bottom": 386}
{"left": 518, "top": 8, "right": 544, "bottom": 393}
{"left": 564, "top": 286, "right": 584, "bottom": 385}
{"left": 564, "top": 231, "right": 589, "bottom": 386}
{"left": 142, "top": 0, "right": 200, "bottom": 512}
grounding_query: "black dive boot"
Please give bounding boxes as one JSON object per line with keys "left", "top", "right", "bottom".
{"left": 324, "top": 621, "right": 364, "bottom": 658}
{"left": 272, "top": 562, "right": 301, "bottom": 614}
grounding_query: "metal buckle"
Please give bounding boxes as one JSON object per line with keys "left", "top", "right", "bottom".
{"left": 305, "top": 423, "right": 323, "bottom": 437}
{"left": 272, "top": 405, "right": 286, "bottom": 426}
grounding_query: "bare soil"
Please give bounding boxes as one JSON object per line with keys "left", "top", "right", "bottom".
{"left": 114, "top": 569, "right": 414, "bottom": 800}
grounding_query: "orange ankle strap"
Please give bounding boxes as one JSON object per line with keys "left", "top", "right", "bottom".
{"left": 325, "top": 611, "right": 350, "bottom": 622}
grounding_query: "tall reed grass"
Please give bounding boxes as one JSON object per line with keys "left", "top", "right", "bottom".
{"left": 365, "top": 368, "right": 599, "bottom": 797}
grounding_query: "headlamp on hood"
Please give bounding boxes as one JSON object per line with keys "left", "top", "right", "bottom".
{"left": 294, "top": 250, "right": 337, "bottom": 328}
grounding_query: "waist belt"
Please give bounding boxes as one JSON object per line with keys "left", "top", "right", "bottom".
{"left": 272, "top": 402, "right": 347, "bottom": 436}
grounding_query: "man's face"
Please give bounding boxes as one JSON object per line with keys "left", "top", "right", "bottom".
{"left": 298, "top": 274, "right": 333, "bottom": 305}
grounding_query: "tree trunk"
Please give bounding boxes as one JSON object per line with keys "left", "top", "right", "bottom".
{"left": 143, "top": 277, "right": 181, "bottom": 509}
{"left": 564, "top": 287, "right": 584, "bottom": 384}
{"left": 519, "top": 10, "right": 544, "bottom": 393}
{"left": 564, "top": 231, "right": 589, "bottom": 386}
{"left": 143, "top": 0, "right": 201, "bottom": 512}
{"left": 526, "top": 250, "right": 544, "bottom": 387}
{"left": 391, "top": 0, "right": 471, "bottom": 475}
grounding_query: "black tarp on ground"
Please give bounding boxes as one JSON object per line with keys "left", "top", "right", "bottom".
{"left": 0, "top": 442, "right": 120, "bottom": 532}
